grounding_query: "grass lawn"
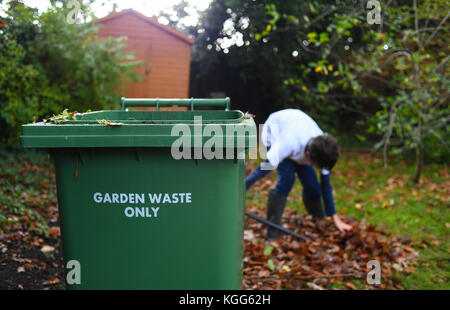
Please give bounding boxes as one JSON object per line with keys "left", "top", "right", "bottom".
{"left": 246, "top": 149, "right": 449, "bottom": 289}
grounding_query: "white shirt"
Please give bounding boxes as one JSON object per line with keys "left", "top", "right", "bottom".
{"left": 262, "top": 109, "right": 330, "bottom": 175}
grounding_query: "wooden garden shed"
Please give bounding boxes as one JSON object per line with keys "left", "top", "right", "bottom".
{"left": 95, "top": 9, "right": 194, "bottom": 100}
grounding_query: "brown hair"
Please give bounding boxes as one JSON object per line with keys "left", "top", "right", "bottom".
{"left": 308, "top": 133, "right": 339, "bottom": 170}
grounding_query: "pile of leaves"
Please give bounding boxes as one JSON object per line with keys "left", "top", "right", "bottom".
{"left": 242, "top": 206, "right": 419, "bottom": 290}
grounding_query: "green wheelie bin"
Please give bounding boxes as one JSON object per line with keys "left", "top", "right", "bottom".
{"left": 20, "top": 98, "right": 256, "bottom": 289}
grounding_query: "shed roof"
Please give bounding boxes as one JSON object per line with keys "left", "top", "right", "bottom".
{"left": 95, "top": 9, "right": 195, "bottom": 46}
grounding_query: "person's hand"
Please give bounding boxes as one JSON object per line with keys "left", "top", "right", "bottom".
{"left": 332, "top": 214, "right": 352, "bottom": 234}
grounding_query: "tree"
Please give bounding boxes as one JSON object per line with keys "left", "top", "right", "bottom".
{"left": 261, "top": 0, "right": 449, "bottom": 182}
{"left": 366, "top": 0, "right": 449, "bottom": 183}
{"left": 186, "top": 0, "right": 315, "bottom": 124}
{"left": 141, "top": 0, "right": 448, "bottom": 183}
{"left": 332, "top": 0, "right": 449, "bottom": 182}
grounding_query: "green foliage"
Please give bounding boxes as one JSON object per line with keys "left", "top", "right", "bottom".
{"left": 0, "top": 150, "right": 55, "bottom": 236}
{"left": 189, "top": 0, "right": 447, "bottom": 175}
{"left": 0, "top": 1, "right": 141, "bottom": 147}
{"left": 339, "top": 0, "right": 449, "bottom": 181}
{"left": 257, "top": 0, "right": 449, "bottom": 180}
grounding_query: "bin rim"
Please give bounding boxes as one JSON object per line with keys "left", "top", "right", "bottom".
{"left": 40, "top": 109, "right": 245, "bottom": 125}
{"left": 20, "top": 110, "right": 257, "bottom": 149}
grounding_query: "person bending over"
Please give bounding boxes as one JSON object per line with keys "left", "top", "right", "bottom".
{"left": 246, "top": 109, "right": 352, "bottom": 240}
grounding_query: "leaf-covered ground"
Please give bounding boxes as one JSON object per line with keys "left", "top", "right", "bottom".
{"left": 0, "top": 150, "right": 64, "bottom": 289}
{"left": 243, "top": 209, "right": 418, "bottom": 290}
{"left": 0, "top": 149, "right": 448, "bottom": 289}
{"left": 246, "top": 150, "right": 449, "bottom": 289}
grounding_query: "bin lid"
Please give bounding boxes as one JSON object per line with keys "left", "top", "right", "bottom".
{"left": 21, "top": 110, "right": 257, "bottom": 148}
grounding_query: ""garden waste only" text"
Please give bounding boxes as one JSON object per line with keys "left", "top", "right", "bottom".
{"left": 92, "top": 192, "right": 192, "bottom": 218}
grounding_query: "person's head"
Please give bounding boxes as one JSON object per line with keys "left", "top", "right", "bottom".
{"left": 305, "top": 133, "right": 339, "bottom": 171}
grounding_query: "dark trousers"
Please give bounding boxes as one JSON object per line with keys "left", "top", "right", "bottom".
{"left": 246, "top": 159, "right": 321, "bottom": 201}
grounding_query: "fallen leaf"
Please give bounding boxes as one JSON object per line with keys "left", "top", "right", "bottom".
{"left": 244, "top": 230, "right": 255, "bottom": 241}
{"left": 43, "top": 277, "right": 60, "bottom": 286}
{"left": 23, "top": 263, "right": 34, "bottom": 270}
{"left": 263, "top": 245, "right": 274, "bottom": 256}
{"left": 258, "top": 270, "right": 270, "bottom": 277}
{"left": 345, "top": 282, "right": 357, "bottom": 290}
{"left": 267, "top": 259, "right": 276, "bottom": 271}
{"left": 306, "top": 282, "right": 324, "bottom": 290}
{"left": 41, "top": 245, "right": 55, "bottom": 254}
{"left": 49, "top": 227, "right": 60, "bottom": 236}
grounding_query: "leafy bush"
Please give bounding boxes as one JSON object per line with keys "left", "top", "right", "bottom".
{"left": 0, "top": 1, "right": 141, "bottom": 147}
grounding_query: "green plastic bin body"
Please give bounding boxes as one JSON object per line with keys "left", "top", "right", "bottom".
{"left": 21, "top": 100, "right": 256, "bottom": 289}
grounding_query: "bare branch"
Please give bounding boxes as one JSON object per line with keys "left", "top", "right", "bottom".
{"left": 383, "top": 102, "right": 398, "bottom": 168}
{"left": 307, "top": 7, "right": 339, "bottom": 28}
{"left": 358, "top": 72, "right": 407, "bottom": 91}
{"left": 413, "top": 0, "right": 421, "bottom": 48}
{"left": 428, "top": 129, "right": 450, "bottom": 151}
{"left": 296, "top": 37, "right": 323, "bottom": 56}
{"left": 422, "top": 0, "right": 433, "bottom": 34}
{"left": 419, "top": 26, "right": 450, "bottom": 33}
{"left": 431, "top": 55, "right": 450, "bottom": 76}
{"left": 385, "top": 50, "right": 412, "bottom": 64}
{"left": 330, "top": 99, "right": 373, "bottom": 117}
{"left": 424, "top": 116, "right": 450, "bottom": 129}
{"left": 423, "top": 12, "right": 450, "bottom": 47}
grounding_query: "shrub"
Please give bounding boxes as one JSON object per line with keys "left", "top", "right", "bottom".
{"left": 0, "top": 1, "right": 141, "bottom": 147}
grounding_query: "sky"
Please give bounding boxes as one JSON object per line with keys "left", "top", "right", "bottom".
{"left": 2, "top": 0, "right": 213, "bottom": 25}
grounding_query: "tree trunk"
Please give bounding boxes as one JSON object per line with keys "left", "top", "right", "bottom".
{"left": 413, "top": 141, "right": 423, "bottom": 183}
{"left": 383, "top": 105, "right": 397, "bottom": 169}
{"left": 413, "top": 95, "right": 424, "bottom": 184}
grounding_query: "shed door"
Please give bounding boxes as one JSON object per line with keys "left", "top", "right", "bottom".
{"left": 125, "top": 37, "right": 152, "bottom": 98}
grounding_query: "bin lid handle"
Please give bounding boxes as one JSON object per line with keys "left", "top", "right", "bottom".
{"left": 121, "top": 97, "right": 230, "bottom": 111}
